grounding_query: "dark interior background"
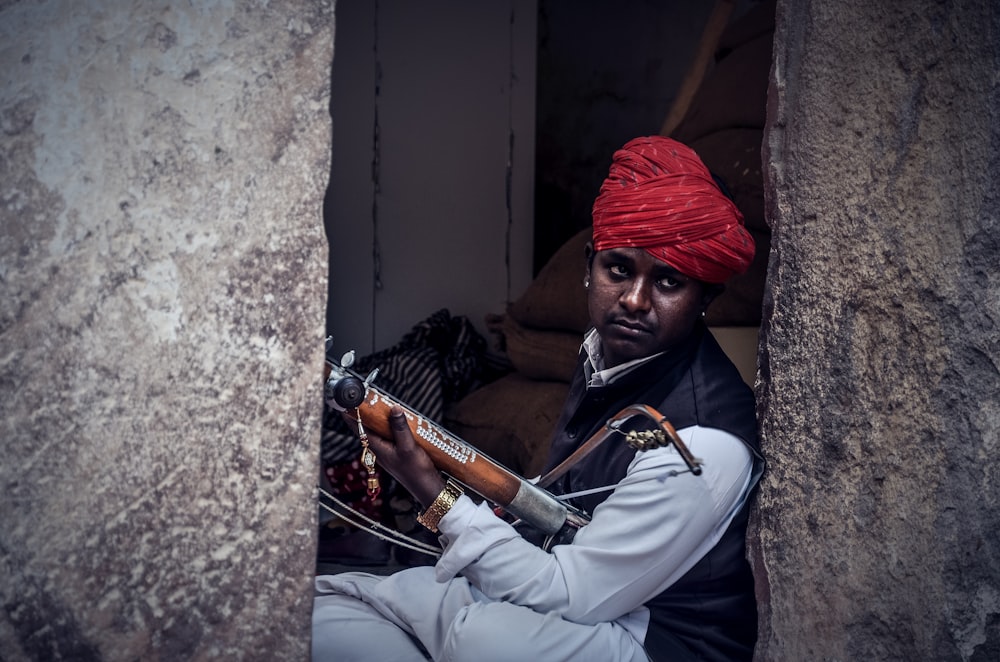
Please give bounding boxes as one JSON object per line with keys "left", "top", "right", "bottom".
{"left": 534, "top": 0, "right": 774, "bottom": 327}
{"left": 533, "top": 0, "right": 767, "bottom": 273}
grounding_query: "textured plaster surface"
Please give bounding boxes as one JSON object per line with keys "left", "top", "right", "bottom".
{"left": 0, "top": 0, "right": 332, "bottom": 658}
{"left": 754, "top": 1, "right": 999, "bottom": 660}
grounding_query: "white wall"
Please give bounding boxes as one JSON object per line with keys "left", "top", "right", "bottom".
{"left": 327, "top": 0, "right": 537, "bottom": 355}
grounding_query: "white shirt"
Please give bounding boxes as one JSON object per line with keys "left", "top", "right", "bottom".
{"left": 314, "top": 333, "right": 762, "bottom": 660}
{"left": 433, "top": 424, "right": 759, "bottom": 640}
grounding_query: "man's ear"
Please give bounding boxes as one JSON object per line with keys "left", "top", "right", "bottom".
{"left": 702, "top": 283, "right": 725, "bottom": 311}
{"left": 584, "top": 242, "right": 595, "bottom": 283}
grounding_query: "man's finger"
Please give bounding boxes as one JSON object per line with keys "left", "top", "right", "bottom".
{"left": 388, "top": 406, "right": 419, "bottom": 451}
{"left": 389, "top": 406, "right": 409, "bottom": 431}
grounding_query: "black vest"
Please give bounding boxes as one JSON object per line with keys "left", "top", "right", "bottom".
{"left": 543, "top": 327, "right": 763, "bottom": 661}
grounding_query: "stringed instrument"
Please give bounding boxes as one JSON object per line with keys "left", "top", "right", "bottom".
{"left": 323, "top": 345, "right": 704, "bottom": 548}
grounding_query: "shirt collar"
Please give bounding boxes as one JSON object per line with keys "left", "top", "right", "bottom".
{"left": 582, "top": 328, "right": 665, "bottom": 388}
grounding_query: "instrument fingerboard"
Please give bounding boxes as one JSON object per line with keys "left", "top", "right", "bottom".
{"left": 413, "top": 419, "right": 479, "bottom": 464}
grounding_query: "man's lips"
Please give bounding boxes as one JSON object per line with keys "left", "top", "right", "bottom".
{"left": 608, "top": 318, "right": 651, "bottom": 336}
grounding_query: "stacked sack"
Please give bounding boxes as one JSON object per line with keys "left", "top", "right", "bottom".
{"left": 443, "top": 228, "right": 592, "bottom": 479}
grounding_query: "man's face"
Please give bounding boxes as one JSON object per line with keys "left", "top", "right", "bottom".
{"left": 587, "top": 247, "right": 710, "bottom": 368}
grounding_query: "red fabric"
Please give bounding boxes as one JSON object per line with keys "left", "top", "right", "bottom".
{"left": 591, "top": 136, "right": 755, "bottom": 284}
{"left": 326, "top": 459, "right": 384, "bottom": 521}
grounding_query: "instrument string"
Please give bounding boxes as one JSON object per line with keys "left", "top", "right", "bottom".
{"left": 318, "top": 486, "right": 442, "bottom": 558}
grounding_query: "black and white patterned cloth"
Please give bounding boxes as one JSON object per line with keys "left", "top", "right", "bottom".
{"left": 321, "top": 309, "right": 497, "bottom": 466}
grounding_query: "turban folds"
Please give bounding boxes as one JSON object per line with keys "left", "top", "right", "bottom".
{"left": 591, "top": 136, "right": 755, "bottom": 284}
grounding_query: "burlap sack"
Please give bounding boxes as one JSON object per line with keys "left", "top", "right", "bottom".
{"left": 444, "top": 373, "right": 570, "bottom": 478}
{"left": 507, "top": 227, "right": 591, "bottom": 333}
{"left": 502, "top": 314, "right": 581, "bottom": 382}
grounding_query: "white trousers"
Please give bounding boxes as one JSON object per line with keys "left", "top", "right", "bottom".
{"left": 313, "top": 568, "right": 650, "bottom": 662}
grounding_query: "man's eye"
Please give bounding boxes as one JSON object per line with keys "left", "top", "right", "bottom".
{"left": 609, "top": 265, "right": 629, "bottom": 277}
{"left": 658, "top": 275, "right": 679, "bottom": 288}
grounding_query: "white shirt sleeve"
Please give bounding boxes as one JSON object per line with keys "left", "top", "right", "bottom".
{"left": 433, "top": 425, "right": 756, "bottom": 625}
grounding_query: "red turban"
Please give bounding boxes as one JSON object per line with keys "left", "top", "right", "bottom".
{"left": 591, "top": 136, "right": 755, "bottom": 284}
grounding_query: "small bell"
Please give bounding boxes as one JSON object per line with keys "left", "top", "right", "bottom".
{"left": 356, "top": 408, "right": 381, "bottom": 498}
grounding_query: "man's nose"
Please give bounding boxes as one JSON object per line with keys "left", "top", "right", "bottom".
{"left": 620, "top": 278, "right": 652, "bottom": 312}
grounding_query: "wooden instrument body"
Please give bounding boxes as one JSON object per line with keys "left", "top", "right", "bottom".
{"left": 352, "top": 385, "right": 521, "bottom": 505}
{"left": 322, "top": 345, "right": 705, "bottom": 551}
{"left": 324, "top": 359, "right": 579, "bottom": 535}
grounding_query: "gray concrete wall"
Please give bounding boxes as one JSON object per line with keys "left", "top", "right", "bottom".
{"left": 755, "top": 0, "right": 999, "bottom": 659}
{"left": 0, "top": 0, "right": 332, "bottom": 658}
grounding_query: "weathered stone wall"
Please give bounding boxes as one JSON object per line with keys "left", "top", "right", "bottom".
{"left": 755, "top": 1, "right": 999, "bottom": 660}
{"left": 0, "top": 1, "right": 332, "bottom": 659}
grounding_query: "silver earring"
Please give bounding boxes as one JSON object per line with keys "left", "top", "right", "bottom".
{"left": 584, "top": 277, "right": 590, "bottom": 288}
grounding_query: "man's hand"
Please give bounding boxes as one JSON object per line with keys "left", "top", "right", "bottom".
{"left": 352, "top": 406, "right": 446, "bottom": 508}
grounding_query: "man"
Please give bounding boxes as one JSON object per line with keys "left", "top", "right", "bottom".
{"left": 313, "top": 135, "right": 764, "bottom": 661}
